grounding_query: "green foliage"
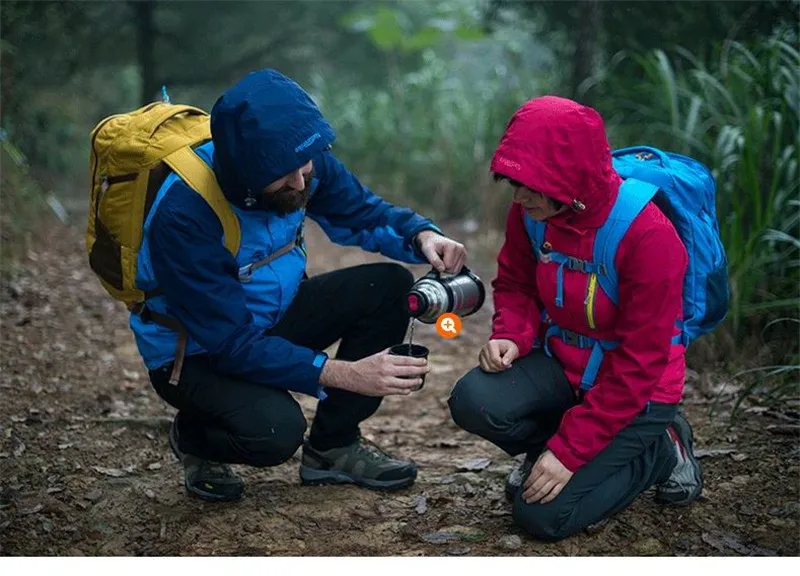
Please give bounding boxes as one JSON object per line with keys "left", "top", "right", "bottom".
{"left": 340, "top": 2, "right": 485, "bottom": 53}
{"left": 488, "top": 0, "right": 799, "bottom": 98}
{"left": 0, "top": 134, "right": 50, "bottom": 269}
{"left": 310, "top": 48, "right": 541, "bottom": 221}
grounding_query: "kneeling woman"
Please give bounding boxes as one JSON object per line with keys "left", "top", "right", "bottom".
{"left": 449, "top": 96, "right": 702, "bottom": 541}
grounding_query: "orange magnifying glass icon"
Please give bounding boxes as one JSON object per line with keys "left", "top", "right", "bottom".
{"left": 436, "top": 313, "right": 463, "bottom": 339}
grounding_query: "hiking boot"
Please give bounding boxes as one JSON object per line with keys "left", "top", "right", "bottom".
{"left": 655, "top": 412, "right": 703, "bottom": 506}
{"left": 299, "top": 437, "right": 417, "bottom": 490}
{"left": 168, "top": 415, "right": 244, "bottom": 502}
{"left": 505, "top": 455, "right": 534, "bottom": 502}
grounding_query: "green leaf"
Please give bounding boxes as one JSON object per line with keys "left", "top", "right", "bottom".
{"left": 367, "top": 7, "right": 410, "bottom": 51}
{"left": 455, "top": 26, "right": 485, "bottom": 41}
{"left": 404, "top": 27, "right": 443, "bottom": 52}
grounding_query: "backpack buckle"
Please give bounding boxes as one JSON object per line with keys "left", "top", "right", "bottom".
{"left": 238, "top": 264, "right": 253, "bottom": 283}
{"left": 567, "top": 257, "right": 587, "bottom": 272}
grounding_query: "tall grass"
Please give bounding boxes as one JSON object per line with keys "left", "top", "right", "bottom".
{"left": 0, "top": 133, "right": 50, "bottom": 270}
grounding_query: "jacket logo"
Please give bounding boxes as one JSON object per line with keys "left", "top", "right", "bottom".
{"left": 496, "top": 156, "right": 522, "bottom": 171}
{"left": 294, "top": 132, "right": 321, "bottom": 153}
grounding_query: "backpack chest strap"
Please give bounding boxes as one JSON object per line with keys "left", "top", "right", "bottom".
{"left": 539, "top": 247, "right": 605, "bottom": 308}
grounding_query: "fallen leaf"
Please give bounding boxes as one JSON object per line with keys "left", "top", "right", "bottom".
{"left": 111, "top": 427, "right": 127, "bottom": 438}
{"left": 428, "top": 440, "right": 459, "bottom": 449}
{"left": 92, "top": 466, "right": 126, "bottom": 478}
{"left": 702, "top": 531, "right": 776, "bottom": 556}
{"left": 768, "top": 502, "right": 800, "bottom": 517}
{"left": 498, "top": 535, "right": 522, "bottom": 551}
{"left": 634, "top": 537, "right": 665, "bottom": 556}
{"left": 730, "top": 452, "right": 749, "bottom": 462}
{"left": 122, "top": 369, "right": 140, "bottom": 382}
{"left": 427, "top": 475, "right": 457, "bottom": 485}
{"left": 147, "top": 463, "right": 162, "bottom": 471}
{"left": 57, "top": 443, "right": 74, "bottom": 450}
{"left": 46, "top": 487, "right": 65, "bottom": 494}
{"left": 738, "top": 505, "right": 757, "bottom": 517}
{"left": 766, "top": 424, "right": 799, "bottom": 435}
{"left": 84, "top": 490, "right": 103, "bottom": 502}
{"left": 694, "top": 448, "right": 735, "bottom": 459}
{"left": 457, "top": 457, "right": 492, "bottom": 472}
{"left": 412, "top": 494, "right": 428, "bottom": 515}
{"left": 422, "top": 525, "right": 487, "bottom": 544}
{"left": 18, "top": 503, "right": 43, "bottom": 516}
{"left": 145, "top": 489, "right": 155, "bottom": 499}
{"left": 744, "top": 406, "right": 769, "bottom": 414}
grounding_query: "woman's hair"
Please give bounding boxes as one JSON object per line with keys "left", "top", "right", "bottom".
{"left": 492, "top": 172, "right": 565, "bottom": 211}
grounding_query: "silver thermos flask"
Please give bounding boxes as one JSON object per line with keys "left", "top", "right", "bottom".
{"left": 406, "top": 266, "right": 486, "bottom": 324}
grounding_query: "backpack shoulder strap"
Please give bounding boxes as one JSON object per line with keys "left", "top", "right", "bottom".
{"left": 163, "top": 146, "right": 241, "bottom": 256}
{"left": 593, "top": 179, "right": 658, "bottom": 306}
{"left": 523, "top": 212, "right": 546, "bottom": 257}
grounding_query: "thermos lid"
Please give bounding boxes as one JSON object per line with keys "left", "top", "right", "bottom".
{"left": 406, "top": 291, "right": 428, "bottom": 317}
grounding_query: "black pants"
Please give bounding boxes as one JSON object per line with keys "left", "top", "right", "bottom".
{"left": 448, "top": 350, "right": 678, "bottom": 541}
{"left": 150, "top": 263, "right": 414, "bottom": 467}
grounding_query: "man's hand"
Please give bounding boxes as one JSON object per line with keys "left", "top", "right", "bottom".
{"left": 415, "top": 230, "right": 467, "bottom": 274}
{"left": 522, "top": 450, "right": 573, "bottom": 504}
{"left": 479, "top": 339, "right": 520, "bottom": 372}
{"left": 319, "top": 349, "right": 428, "bottom": 397}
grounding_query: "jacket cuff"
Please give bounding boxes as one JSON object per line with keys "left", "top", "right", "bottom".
{"left": 408, "top": 223, "right": 444, "bottom": 262}
{"left": 546, "top": 433, "right": 586, "bottom": 473}
{"left": 311, "top": 352, "right": 329, "bottom": 400}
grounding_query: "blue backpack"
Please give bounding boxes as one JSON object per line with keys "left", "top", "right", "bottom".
{"left": 524, "top": 145, "right": 729, "bottom": 392}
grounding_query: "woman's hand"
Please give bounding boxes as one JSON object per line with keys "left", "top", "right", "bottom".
{"left": 478, "top": 339, "right": 520, "bottom": 372}
{"left": 522, "top": 450, "right": 573, "bottom": 504}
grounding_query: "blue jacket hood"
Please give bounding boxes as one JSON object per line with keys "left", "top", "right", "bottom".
{"left": 210, "top": 69, "right": 336, "bottom": 209}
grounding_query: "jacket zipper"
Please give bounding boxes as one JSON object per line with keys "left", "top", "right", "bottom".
{"left": 585, "top": 273, "right": 598, "bottom": 330}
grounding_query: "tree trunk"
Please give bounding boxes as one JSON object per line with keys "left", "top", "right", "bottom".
{"left": 134, "top": 0, "right": 157, "bottom": 105}
{"left": 570, "top": 0, "right": 601, "bottom": 105}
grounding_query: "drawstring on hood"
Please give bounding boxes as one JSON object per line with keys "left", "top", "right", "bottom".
{"left": 490, "top": 96, "right": 622, "bottom": 232}
{"left": 210, "top": 69, "right": 336, "bottom": 210}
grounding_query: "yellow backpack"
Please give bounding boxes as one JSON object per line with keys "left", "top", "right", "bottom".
{"left": 86, "top": 101, "right": 242, "bottom": 311}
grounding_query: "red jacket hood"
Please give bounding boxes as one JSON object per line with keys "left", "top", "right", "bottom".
{"left": 490, "top": 96, "right": 622, "bottom": 231}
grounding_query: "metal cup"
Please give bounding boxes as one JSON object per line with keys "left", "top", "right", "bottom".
{"left": 388, "top": 343, "right": 430, "bottom": 391}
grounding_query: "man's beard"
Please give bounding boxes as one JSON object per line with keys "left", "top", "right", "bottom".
{"left": 261, "top": 186, "right": 309, "bottom": 214}
{"left": 261, "top": 173, "right": 313, "bottom": 215}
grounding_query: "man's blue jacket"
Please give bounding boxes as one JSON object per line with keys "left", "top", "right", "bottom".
{"left": 130, "top": 70, "right": 440, "bottom": 398}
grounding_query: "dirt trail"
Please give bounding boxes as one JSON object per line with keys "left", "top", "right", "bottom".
{"left": 1, "top": 220, "right": 798, "bottom": 556}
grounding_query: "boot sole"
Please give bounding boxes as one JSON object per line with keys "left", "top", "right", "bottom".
{"left": 184, "top": 479, "right": 244, "bottom": 503}
{"left": 299, "top": 465, "right": 416, "bottom": 491}
{"left": 655, "top": 413, "right": 703, "bottom": 506}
